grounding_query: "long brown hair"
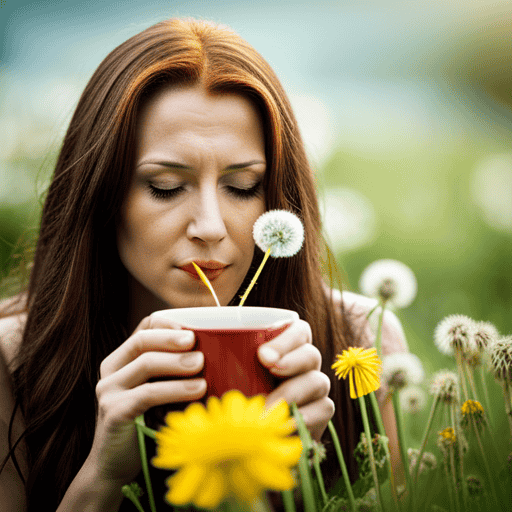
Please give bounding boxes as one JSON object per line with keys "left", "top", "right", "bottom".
{"left": 3, "top": 18, "right": 361, "bottom": 509}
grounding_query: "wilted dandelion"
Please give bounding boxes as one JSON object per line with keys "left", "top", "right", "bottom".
{"left": 354, "top": 432, "right": 388, "bottom": 477}
{"left": 466, "top": 475, "right": 484, "bottom": 497}
{"left": 407, "top": 448, "right": 437, "bottom": 477}
{"left": 308, "top": 440, "right": 327, "bottom": 468}
{"left": 152, "top": 390, "right": 302, "bottom": 509}
{"left": 332, "top": 347, "right": 382, "bottom": 398}
{"left": 434, "top": 315, "right": 477, "bottom": 357}
{"left": 430, "top": 370, "right": 459, "bottom": 404}
{"left": 400, "top": 385, "right": 427, "bottom": 414}
{"left": 359, "top": 259, "right": 417, "bottom": 309}
{"left": 487, "top": 336, "right": 512, "bottom": 382}
{"left": 382, "top": 352, "right": 424, "bottom": 390}
{"left": 239, "top": 210, "right": 304, "bottom": 306}
{"left": 437, "top": 427, "right": 457, "bottom": 452}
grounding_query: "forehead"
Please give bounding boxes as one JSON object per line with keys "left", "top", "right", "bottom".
{"left": 136, "top": 83, "right": 264, "bottom": 136}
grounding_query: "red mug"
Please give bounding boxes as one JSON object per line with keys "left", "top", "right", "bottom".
{"left": 153, "top": 306, "right": 299, "bottom": 398}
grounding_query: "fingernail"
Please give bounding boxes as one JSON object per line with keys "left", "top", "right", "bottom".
{"left": 177, "top": 330, "right": 194, "bottom": 346}
{"left": 180, "top": 351, "right": 203, "bottom": 368}
{"left": 259, "top": 346, "right": 280, "bottom": 365}
{"left": 184, "top": 379, "right": 206, "bottom": 391}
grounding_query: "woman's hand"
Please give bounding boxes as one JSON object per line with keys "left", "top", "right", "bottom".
{"left": 257, "top": 319, "right": 334, "bottom": 441}
{"left": 86, "top": 314, "right": 207, "bottom": 487}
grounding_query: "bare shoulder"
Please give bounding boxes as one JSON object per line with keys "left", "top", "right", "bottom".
{"left": 327, "top": 286, "right": 409, "bottom": 355}
{"left": 0, "top": 297, "right": 26, "bottom": 371}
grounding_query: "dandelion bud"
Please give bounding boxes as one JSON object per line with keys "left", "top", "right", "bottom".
{"left": 466, "top": 475, "right": 484, "bottom": 497}
{"left": 487, "top": 336, "right": 512, "bottom": 382}
{"left": 430, "top": 370, "right": 459, "bottom": 404}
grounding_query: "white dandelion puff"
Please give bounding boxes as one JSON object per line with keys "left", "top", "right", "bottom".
{"left": 434, "top": 315, "right": 477, "bottom": 357}
{"left": 430, "top": 370, "right": 459, "bottom": 403}
{"left": 359, "top": 259, "right": 417, "bottom": 309}
{"left": 400, "top": 385, "right": 427, "bottom": 414}
{"left": 487, "top": 336, "right": 512, "bottom": 382}
{"left": 239, "top": 210, "right": 304, "bottom": 306}
{"left": 474, "top": 321, "right": 500, "bottom": 351}
{"left": 253, "top": 209, "right": 304, "bottom": 257}
{"left": 382, "top": 352, "right": 425, "bottom": 390}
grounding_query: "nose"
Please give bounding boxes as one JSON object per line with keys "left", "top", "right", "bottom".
{"left": 186, "top": 186, "right": 228, "bottom": 244}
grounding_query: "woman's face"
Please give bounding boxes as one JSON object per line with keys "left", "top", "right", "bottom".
{"left": 117, "top": 83, "right": 267, "bottom": 313}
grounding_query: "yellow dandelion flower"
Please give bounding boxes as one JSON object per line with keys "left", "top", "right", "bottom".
{"left": 461, "top": 399, "right": 484, "bottom": 416}
{"left": 461, "top": 399, "right": 485, "bottom": 428}
{"left": 152, "top": 390, "right": 303, "bottom": 509}
{"left": 331, "top": 347, "right": 382, "bottom": 398}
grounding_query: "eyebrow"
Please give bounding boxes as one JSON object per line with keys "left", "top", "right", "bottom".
{"left": 136, "top": 160, "right": 266, "bottom": 171}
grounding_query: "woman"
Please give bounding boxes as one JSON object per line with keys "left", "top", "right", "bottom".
{"left": 0, "top": 18, "right": 407, "bottom": 511}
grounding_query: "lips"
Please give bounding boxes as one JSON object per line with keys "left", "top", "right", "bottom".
{"left": 179, "top": 261, "right": 228, "bottom": 281}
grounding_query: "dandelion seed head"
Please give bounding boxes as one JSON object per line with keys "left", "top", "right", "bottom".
{"left": 474, "top": 321, "right": 500, "bottom": 351}
{"left": 434, "top": 315, "right": 477, "bottom": 357}
{"left": 400, "top": 385, "right": 427, "bottom": 414}
{"left": 359, "top": 259, "right": 417, "bottom": 308}
{"left": 430, "top": 370, "right": 459, "bottom": 403}
{"left": 252, "top": 209, "right": 304, "bottom": 257}
{"left": 382, "top": 352, "right": 425, "bottom": 390}
{"left": 487, "top": 336, "right": 512, "bottom": 382}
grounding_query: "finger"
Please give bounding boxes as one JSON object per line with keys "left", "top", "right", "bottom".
{"left": 258, "top": 319, "right": 312, "bottom": 367}
{"left": 99, "top": 351, "right": 204, "bottom": 390}
{"left": 294, "top": 397, "right": 335, "bottom": 441}
{"left": 133, "top": 311, "right": 189, "bottom": 334}
{"left": 267, "top": 343, "right": 321, "bottom": 378}
{"left": 100, "top": 329, "right": 195, "bottom": 378}
{"left": 265, "top": 370, "right": 331, "bottom": 408}
{"left": 98, "top": 378, "right": 207, "bottom": 422}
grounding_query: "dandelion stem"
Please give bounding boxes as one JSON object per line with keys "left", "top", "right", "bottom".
{"left": 291, "top": 404, "right": 327, "bottom": 505}
{"left": 134, "top": 415, "right": 157, "bottom": 512}
{"left": 450, "top": 405, "right": 468, "bottom": 510}
{"left": 455, "top": 351, "right": 469, "bottom": 402}
{"left": 442, "top": 455, "right": 456, "bottom": 512}
{"left": 239, "top": 247, "right": 272, "bottom": 306}
{"left": 413, "top": 394, "right": 440, "bottom": 485}
{"left": 291, "top": 404, "right": 317, "bottom": 512}
{"left": 327, "top": 421, "right": 356, "bottom": 512}
{"left": 470, "top": 414, "right": 500, "bottom": 508}
{"left": 391, "top": 390, "right": 412, "bottom": 502}
{"left": 358, "top": 395, "right": 383, "bottom": 512}
{"left": 281, "top": 490, "right": 296, "bottom": 512}
{"left": 369, "top": 392, "right": 397, "bottom": 503}
{"left": 479, "top": 366, "right": 493, "bottom": 427}
{"left": 448, "top": 445, "right": 461, "bottom": 512}
{"left": 502, "top": 380, "right": 512, "bottom": 440}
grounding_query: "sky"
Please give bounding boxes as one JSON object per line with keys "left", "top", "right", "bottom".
{"left": 3, "top": 0, "right": 512, "bottom": 164}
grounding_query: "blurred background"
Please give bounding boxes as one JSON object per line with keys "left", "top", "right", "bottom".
{"left": 2, "top": 0, "right": 512, "bottom": 455}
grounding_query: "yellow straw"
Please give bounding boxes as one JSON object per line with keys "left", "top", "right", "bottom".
{"left": 191, "top": 262, "right": 221, "bottom": 307}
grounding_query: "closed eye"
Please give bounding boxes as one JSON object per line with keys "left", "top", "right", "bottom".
{"left": 148, "top": 181, "right": 263, "bottom": 201}
{"left": 148, "top": 184, "right": 184, "bottom": 200}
